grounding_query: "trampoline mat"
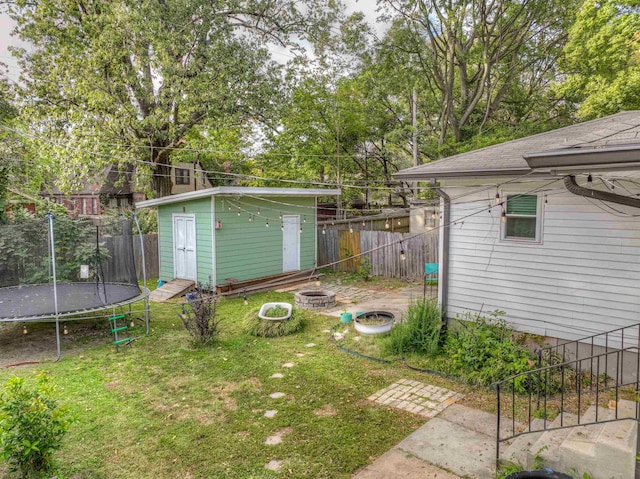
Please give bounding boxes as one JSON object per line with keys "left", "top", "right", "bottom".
{"left": 0, "top": 283, "right": 142, "bottom": 320}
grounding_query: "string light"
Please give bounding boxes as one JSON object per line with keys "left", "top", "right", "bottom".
{"left": 400, "top": 241, "right": 406, "bottom": 261}
{"left": 279, "top": 212, "right": 282, "bottom": 220}
{"left": 281, "top": 222, "right": 284, "bottom": 231}
{"left": 501, "top": 208, "right": 507, "bottom": 223}
{"left": 243, "top": 290, "right": 248, "bottom": 305}
{"left": 362, "top": 219, "right": 366, "bottom": 226}
{"left": 248, "top": 214, "right": 253, "bottom": 222}
{"left": 265, "top": 220, "right": 269, "bottom": 228}
{"left": 587, "top": 174, "right": 593, "bottom": 183}
{"left": 63, "top": 324, "right": 68, "bottom": 335}
{"left": 257, "top": 207, "right": 261, "bottom": 215}
{"left": 299, "top": 226, "right": 303, "bottom": 234}
{"left": 397, "top": 218, "right": 401, "bottom": 225}
{"left": 349, "top": 223, "right": 353, "bottom": 233}
{"left": 22, "top": 325, "right": 27, "bottom": 335}
{"left": 385, "top": 218, "right": 390, "bottom": 229}
{"left": 544, "top": 195, "right": 548, "bottom": 206}
{"left": 322, "top": 225, "right": 326, "bottom": 235}
{"left": 495, "top": 190, "right": 501, "bottom": 204}
{"left": 303, "top": 215, "right": 307, "bottom": 223}
{"left": 431, "top": 210, "right": 437, "bottom": 219}
{"left": 237, "top": 207, "right": 241, "bottom": 216}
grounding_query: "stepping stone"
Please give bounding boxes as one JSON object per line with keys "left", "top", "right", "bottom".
{"left": 282, "top": 362, "right": 294, "bottom": 368}
{"left": 265, "top": 460, "right": 283, "bottom": 471}
{"left": 270, "top": 373, "right": 284, "bottom": 379}
{"left": 264, "top": 410, "right": 278, "bottom": 418}
{"left": 314, "top": 404, "right": 337, "bottom": 417}
{"left": 265, "top": 435, "right": 282, "bottom": 445}
{"left": 295, "top": 353, "right": 305, "bottom": 357}
{"left": 354, "top": 336, "right": 361, "bottom": 342}
{"left": 270, "top": 392, "right": 286, "bottom": 399}
{"left": 305, "top": 343, "right": 316, "bottom": 347}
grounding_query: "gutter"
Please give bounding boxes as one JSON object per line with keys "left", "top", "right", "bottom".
{"left": 563, "top": 175, "right": 640, "bottom": 209}
{"left": 431, "top": 180, "right": 450, "bottom": 326}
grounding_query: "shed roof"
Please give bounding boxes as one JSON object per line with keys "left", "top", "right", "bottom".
{"left": 394, "top": 111, "right": 640, "bottom": 180}
{"left": 135, "top": 186, "right": 341, "bottom": 208}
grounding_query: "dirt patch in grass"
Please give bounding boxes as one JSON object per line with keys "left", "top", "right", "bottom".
{"left": 314, "top": 404, "right": 338, "bottom": 416}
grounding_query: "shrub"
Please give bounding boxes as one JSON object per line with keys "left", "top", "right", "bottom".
{"left": 383, "top": 298, "right": 443, "bottom": 357}
{"left": 179, "top": 283, "right": 224, "bottom": 346}
{"left": 0, "top": 372, "right": 71, "bottom": 478}
{"left": 245, "top": 307, "right": 306, "bottom": 337}
{"left": 444, "top": 311, "right": 536, "bottom": 390}
{"left": 263, "top": 306, "right": 289, "bottom": 318}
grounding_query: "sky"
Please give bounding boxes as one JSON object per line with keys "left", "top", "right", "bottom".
{"left": 0, "top": 0, "right": 385, "bottom": 82}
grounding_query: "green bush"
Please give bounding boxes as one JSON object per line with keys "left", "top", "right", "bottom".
{"left": 245, "top": 307, "right": 305, "bottom": 337}
{"left": 0, "top": 373, "right": 71, "bottom": 478}
{"left": 383, "top": 298, "right": 444, "bottom": 357}
{"left": 179, "top": 283, "right": 224, "bottom": 346}
{"left": 444, "top": 311, "right": 536, "bottom": 390}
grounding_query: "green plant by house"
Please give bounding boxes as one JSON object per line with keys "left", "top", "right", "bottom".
{"left": 179, "top": 283, "right": 224, "bottom": 346}
{"left": 444, "top": 310, "right": 536, "bottom": 391}
{"left": 383, "top": 298, "right": 443, "bottom": 357}
{"left": 0, "top": 372, "right": 71, "bottom": 478}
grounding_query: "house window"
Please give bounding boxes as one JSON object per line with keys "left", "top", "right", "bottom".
{"left": 175, "top": 168, "right": 190, "bottom": 185}
{"left": 92, "top": 198, "right": 98, "bottom": 214}
{"left": 502, "top": 194, "right": 542, "bottom": 242}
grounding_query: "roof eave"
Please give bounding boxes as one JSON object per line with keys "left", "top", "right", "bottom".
{"left": 524, "top": 145, "right": 640, "bottom": 172}
{"left": 393, "top": 167, "right": 535, "bottom": 181}
{"left": 135, "top": 187, "right": 341, "bottom": 209}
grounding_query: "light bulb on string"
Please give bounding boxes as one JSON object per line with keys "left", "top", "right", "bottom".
{"left": 281, "top": 222, "right": 284, "bottom": 231}
{"left": 400, "top": 241, "right": 406, "bottom": 261}
{"left": 501, "top": 209, "right": 507, "bottom": 223}
{"left": 587, "top": 174, "right": 593, "bottom": 183}
{"left": 385, "top": 218, "right": 390, "bottom": 229}
{"left": 495, "top": 190, "right": 501, "bottom": 204}
{"left": 279, "top": 212, "right": 282, "bottom": 220}
{"left": 237, "top": 207, "right": 241, "bottom": 216}
{"left": 349, "top": 223, "right": 353, "bottom": 234}
{"left": 248, "top": 214, "right": 253, "bottom": 222}
{"left": 431, "top": 210, "right": 437, "bottom": 219}
{"left": 299, "top": 226, "right": 303, "bottom": 234}
{"left": 398, "top": 218, "right": 401, "bottom": 226}
{"left": 63, "top": 324, "right": 68, "bottom": 335}
{"left": 362, "top": 219, "right": 366, "bottom": 227}
{"left": 243, "top": 289, "right": 248, "bottom": 305}
{"left": 544, "top": 195, "right": 548, "bottom": 206}
{"left": 257, "top": 208, "right": 261, "bottom": 215}
{"left": 265, "top": 220, "right": 269, "bottom": 228}
{"left": 322, "top": 225, "right": 326, "bottom": 235}
{"left": 22, "top": 325, "right": 27, "bottom": 335}
{"left": 303, "top": 215, "right": 307, "bottom": 223}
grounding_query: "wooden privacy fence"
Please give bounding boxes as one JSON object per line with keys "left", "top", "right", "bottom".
{"left": 317, "top": 230, "right": 438, "bottom": 279}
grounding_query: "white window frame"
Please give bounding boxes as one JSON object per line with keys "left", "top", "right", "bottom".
{"left": 499, "top": 191, "right": 544, "bottom": 244}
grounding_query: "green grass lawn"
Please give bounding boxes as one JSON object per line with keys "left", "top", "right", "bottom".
{"left": 0, "top": 290, "right": 483, "bottom": 479}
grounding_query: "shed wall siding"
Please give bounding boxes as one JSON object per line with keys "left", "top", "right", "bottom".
{"left": 213, "top": 196, "right": 316, "bottom": 284}
{"left": 157, "top": 198, "right": 213, "bottom": 284}
{"left": 444, "top": 181, "right": 640, "bottom": 341}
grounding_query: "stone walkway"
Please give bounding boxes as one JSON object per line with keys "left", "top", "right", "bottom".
{"left": 368, "top": 379, "right": 464, "bottom": 419}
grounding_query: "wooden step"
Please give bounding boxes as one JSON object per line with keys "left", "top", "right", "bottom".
{"left": 149, "top": 279, "right": 195, "bottom": 303}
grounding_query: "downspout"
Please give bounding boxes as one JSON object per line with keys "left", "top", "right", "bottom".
{"left": 564, "top": 175, "right": 640, "bottom": 209}
{"left": 431, "top": 179, "right": 450, "bottom": 328}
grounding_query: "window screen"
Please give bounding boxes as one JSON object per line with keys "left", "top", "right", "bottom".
{"left": 505, "top": 195, "right": 538, "bottom": 240}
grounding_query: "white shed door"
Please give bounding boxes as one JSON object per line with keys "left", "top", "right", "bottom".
{"left": 174, "top": 215, "right": 197, "bottom": 281}
{"left": 282, "top": 215, "right": 300, "bottom": 272}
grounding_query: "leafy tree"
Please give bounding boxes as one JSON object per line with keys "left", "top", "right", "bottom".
{"left": 4, "top": 0, "right": 338, "bottom": 196}
{"left": 556, "top": 0, "right": 640, "bottom": 118}
{"left": 379, "top": 0, "right": 578, "bottom": 150}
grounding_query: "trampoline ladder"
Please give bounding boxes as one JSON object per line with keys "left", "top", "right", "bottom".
{"left": 108, "top": 314, "right": 133, "bottom": 351}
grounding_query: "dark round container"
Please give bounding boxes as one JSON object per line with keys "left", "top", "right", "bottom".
{"left": 506, "top": 469, "right": 573, "bottom": 479}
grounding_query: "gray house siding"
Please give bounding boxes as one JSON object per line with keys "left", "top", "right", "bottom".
{"left": 443, "top": 179, "right": 640, "bottom": 344}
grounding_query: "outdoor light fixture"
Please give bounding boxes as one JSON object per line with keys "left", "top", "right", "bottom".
{"left": 385, "top": 218, "right": 390, "bottom": 229}
{"left": 501, "top": 209, "right": 507, "bottom": 222}
{"left": 265, "top": 220, "right": 269, "bottom": 228}
{"left": 257, "top": 208, "right": 261, "bottom": 215}
{"left": 303, "top": 215, "right": 307, "bottom": 223}
{"left": 495, "top": 190, "right": 501, "bottom": 204}
{"left": 248, "top": 215, "right": 253, "bottom": 222}
{"left": 349, "top": 223, "right": 353, "bottom": 233}
{"left": 63, "top": 324, "right": 68, "bottom": 335}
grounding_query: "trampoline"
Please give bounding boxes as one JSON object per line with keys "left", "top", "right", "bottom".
{"left": 0, "top": 282, "right": 146, "bottom": 322}
{"left": 0, "top": 213, "right": 150, "bottom": 361}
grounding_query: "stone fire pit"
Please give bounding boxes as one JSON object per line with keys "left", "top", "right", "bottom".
{"left": 294, "top": 290, "right": 336, "bottom": 310}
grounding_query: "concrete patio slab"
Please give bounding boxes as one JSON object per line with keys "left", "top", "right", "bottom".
{"left": 352, "top": 449, "right": 461, "bottom": 479}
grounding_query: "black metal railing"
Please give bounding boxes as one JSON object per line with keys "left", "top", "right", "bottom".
{"left": 537, "top": 323, "right": 640, "bottom": 368}
{"left": 494, "top": 346, "right": 640, "bottom": 471}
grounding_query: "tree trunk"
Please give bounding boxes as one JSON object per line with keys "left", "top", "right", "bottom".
{"left": 150, "top": 146, "right": 173, "bottom": 197}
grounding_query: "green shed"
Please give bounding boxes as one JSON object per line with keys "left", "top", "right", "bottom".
{"left": 135, "top": 187, "right": 340, "bottom": 288}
